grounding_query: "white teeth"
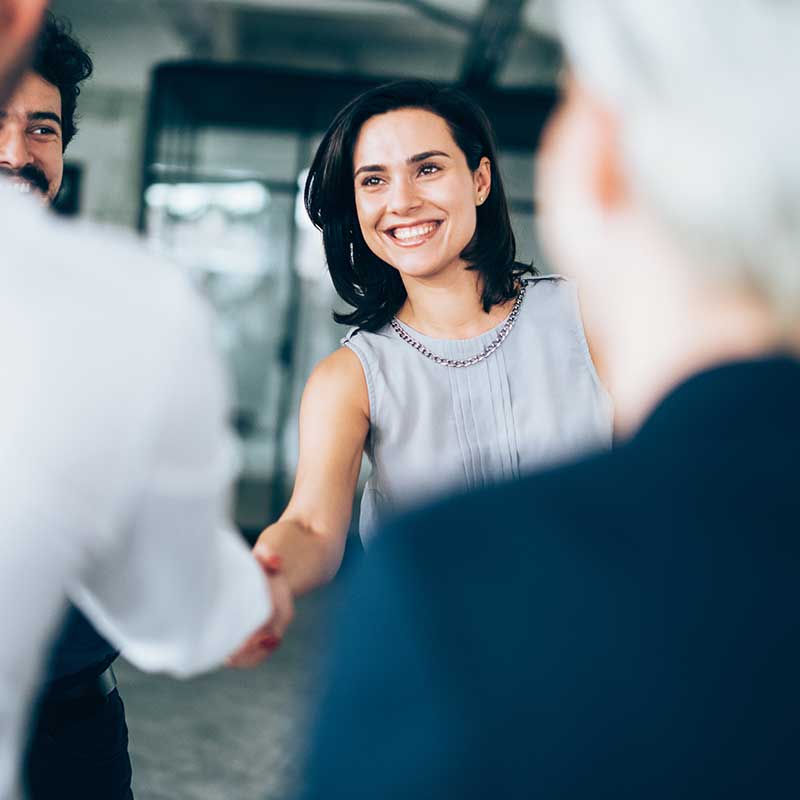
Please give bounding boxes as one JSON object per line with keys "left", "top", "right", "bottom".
{"left": 11, "top": 181, "right": 32, "bottom": 194}
{"left": 392, "top": 222, "right": 438, "bottom": 241}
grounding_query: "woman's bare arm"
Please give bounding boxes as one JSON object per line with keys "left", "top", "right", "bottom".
{"left": 253, "top": 347, "right": 370, "bottom": 596}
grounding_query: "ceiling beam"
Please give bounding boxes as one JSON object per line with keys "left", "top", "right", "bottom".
{"left": 397, "top": 0, "right": 472, "bottom": 33}
{"left": 155, "top": 1, "right": 240, "bottom": 60}
{"left": 459, "top": 0, "right": 527, "bottom": 88}
{"left": 209, "top": 5, "right": 239, "bottom": 61}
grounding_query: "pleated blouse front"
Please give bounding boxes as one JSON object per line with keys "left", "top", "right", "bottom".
{"left": 342, "top": 275, "right": 613, "bottom": 542}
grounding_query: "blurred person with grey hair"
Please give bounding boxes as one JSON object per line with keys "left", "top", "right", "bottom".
{"left": 0, "top": 3, "right": 292, "bottom": 799}
{"left": 300, "top": 2, "right": 800, "bottom": 798}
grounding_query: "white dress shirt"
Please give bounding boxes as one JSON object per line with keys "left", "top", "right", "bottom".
{"left": 0, "top": 183, "right": 271, "bottom": 800}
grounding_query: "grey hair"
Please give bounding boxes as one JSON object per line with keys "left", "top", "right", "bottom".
{"left": 554, "top": 0, "right": 800, "bottom": 323}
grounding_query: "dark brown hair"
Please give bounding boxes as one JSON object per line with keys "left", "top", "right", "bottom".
{"left": 305, "top": 79, "right": 533, "bottom": 332}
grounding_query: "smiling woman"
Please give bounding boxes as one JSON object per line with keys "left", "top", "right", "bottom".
{"left": 306, "top": 79, "right": 525, "bottom": 333}
{"left": 229, "top": 80, "right": 613, "bottom": 664}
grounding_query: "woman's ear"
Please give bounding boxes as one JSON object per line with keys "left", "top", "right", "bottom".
{"left": 474, "top": 156, "right": 492, "bottom": 206}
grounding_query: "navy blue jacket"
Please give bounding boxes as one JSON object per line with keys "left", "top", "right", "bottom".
{"left": 303, "top": 357, "right": 800, "bottom": 799}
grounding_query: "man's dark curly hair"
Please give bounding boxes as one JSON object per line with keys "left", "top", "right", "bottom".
{"left": 31, "top": 12, "right": 93, "bottom": 151}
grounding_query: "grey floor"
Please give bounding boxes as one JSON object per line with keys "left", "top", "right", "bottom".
{"left": 118, "top": 585, "right": 341, "bottom": 800}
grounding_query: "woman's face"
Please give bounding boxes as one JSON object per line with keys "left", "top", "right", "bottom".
{"left": 352, "top": 107, "right": 490, "bottom": 281}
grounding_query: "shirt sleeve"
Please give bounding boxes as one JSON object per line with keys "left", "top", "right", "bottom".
{"left": 67, "top": 290, "right": 271, "bottom": 677}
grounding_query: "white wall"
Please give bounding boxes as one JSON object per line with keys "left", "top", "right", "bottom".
{"left": 63, "top": 88, "right": 146, "bottom": 227}
{"left": 50, "top": 0, "right": 190, "bottom": 227}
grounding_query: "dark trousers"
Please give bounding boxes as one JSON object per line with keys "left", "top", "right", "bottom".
{"left": 24, "top": 688, "right": 134, "bottom": 799}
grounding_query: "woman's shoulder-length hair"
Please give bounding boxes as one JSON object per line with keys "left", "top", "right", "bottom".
{"left": 305, "top": 78, "right": 533, "bottom": 332}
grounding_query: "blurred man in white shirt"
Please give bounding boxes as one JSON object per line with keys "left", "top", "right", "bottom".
{"left": 2, "top": 15, "right": 142, "bottom": 799}
{"left": 0, "top": 2, "right": 292, "bottom": 798}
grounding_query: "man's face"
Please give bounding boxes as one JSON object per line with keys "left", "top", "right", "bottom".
{"left": 0, "top": 70, "right": 63, "bottom": 203}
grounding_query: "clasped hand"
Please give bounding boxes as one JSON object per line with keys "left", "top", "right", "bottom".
{"left": 226, "top": 551, "right": 294, "bottom": 668}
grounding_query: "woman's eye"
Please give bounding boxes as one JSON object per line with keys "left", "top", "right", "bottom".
{"left": 418, "top": 163, "right": 441, "bottom": 176}
{"left": 361, "top": 175, "right": 384, "bottom": 187}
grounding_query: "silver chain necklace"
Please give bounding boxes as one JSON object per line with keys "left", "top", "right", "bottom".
{"left": 389, "top": 282, "right": 527, "bottom": 368}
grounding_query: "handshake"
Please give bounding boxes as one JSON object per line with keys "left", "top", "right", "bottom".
{"left": 226, "top": 546, "right": 295, "bottom": 669}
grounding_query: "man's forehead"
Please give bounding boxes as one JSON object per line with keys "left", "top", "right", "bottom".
{"left": 0, "top": 70, "right": 61, "bottom": 116}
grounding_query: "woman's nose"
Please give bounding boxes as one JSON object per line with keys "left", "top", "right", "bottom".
{"left": 386, "top": 177, "right": 421, "bottom": 215}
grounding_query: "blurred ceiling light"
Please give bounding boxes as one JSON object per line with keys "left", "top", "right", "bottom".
{"left": 199, "top": 0, "right": 461, "bottom": 16}
{"left": 145, "top": 181, "right": 270, "bottom": 217}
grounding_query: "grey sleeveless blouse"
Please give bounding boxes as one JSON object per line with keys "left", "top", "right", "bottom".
{"left": 342, "top": 275, "right": 613, "bottom": 542}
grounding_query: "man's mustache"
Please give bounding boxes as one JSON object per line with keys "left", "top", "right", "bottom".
{"left": 0, "top": 164, "right": 50, "bottom": 194}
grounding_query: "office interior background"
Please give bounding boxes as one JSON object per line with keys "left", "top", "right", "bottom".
{"left": 47, "top": 1, "right": 562, "bottom": 797}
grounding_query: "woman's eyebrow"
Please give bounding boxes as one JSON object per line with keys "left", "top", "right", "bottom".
{"left": 407, "top": 150, "right": 450, "bottom": 164}
{"left": 354, "top": 162, "right": 386, "bottom": 178}
{"left": 354, "top": 150, "right": 451, "bottom": 178}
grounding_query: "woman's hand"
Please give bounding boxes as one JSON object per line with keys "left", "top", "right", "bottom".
{"left": 225, "top": 553, "right": 295, "bottom": 668}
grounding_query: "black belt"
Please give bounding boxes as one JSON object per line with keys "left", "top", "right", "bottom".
{"left": 42, "top": 664, "right": 118, "bottom": 707}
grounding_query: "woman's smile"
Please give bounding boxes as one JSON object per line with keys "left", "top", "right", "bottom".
{"left": 382, "top": 219, "right": 444, "bottom": 247}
